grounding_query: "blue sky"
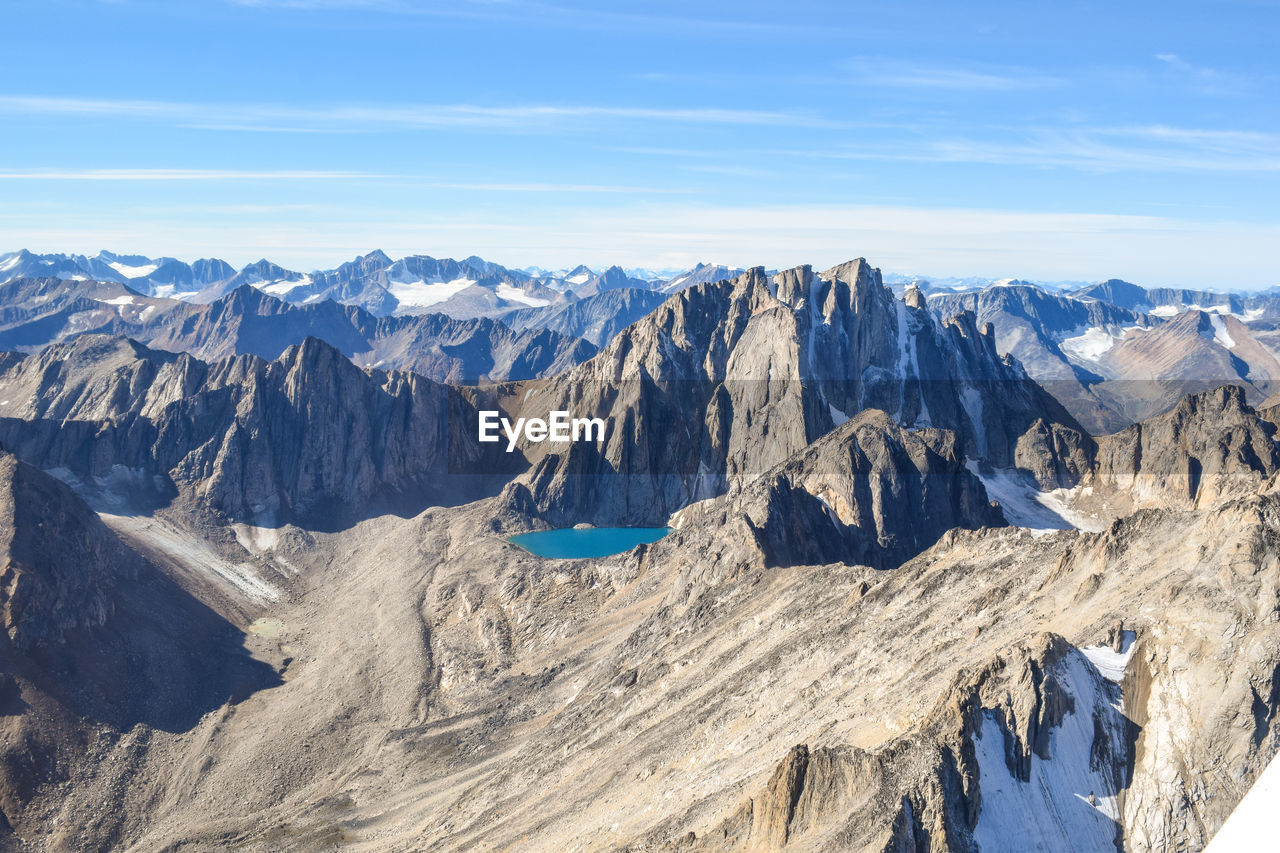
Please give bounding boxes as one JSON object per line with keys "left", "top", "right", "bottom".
{"left": 1, "top": 0, "right": 1278, "bottom": 286}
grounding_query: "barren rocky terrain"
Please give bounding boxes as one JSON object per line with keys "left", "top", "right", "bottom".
{"left": 1, "top": 261, "right": 1279, "bottom": 851}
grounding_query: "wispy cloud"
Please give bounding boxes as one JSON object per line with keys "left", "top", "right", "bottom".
{"left": 840, "top": 58, "right": 1064, "bottom": 91}
{"left": 0, "top": 95, "right": 840, "bottom": 132}
{"left": 427, "top": 182, "right": 689, "bottom": 193}
{"left": 224, "top": 0, "right": 839, "bottom": 38}
{"left": 1153, "top": 52, "right": 1261, "bottom": 96}
{"left": 786, "top": 124, "right": 1280, "bottom": 173}
{"left": 0, "top": 168, "right": 383, "bottom": 180}
{"left": 0, "top": 169, "right": 684, "bottom": 194}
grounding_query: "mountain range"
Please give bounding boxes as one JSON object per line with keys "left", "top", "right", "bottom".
{"left": 2, "top": 250, "right": 1280, "bottom": 849}
{"left": 0, "top": 249, "right": 699, "bottom": 320}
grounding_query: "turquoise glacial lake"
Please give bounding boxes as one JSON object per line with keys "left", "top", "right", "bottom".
{"left": 508, "top": 527, "right": 671, "bottom": 559}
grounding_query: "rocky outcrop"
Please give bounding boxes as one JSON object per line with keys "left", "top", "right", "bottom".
{"left": 670, "top": 409, "right": 1002, "bottom": 569}
{"left": 674, "top": 632, "right": 1133, "bottom": 852}
{"left": 1093, "top": 384, "right": 1280, "bottom": 509}
{"left": 0, "top": 335, "right": 519, "bottom": 524}
{"left": 0, "top": 453, "right": 137, "bottom": 649}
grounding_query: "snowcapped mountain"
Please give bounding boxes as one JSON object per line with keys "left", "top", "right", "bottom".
{"left": 0, "top": 250, "right": 758, "bottom": 321}
{"left": 0, "top": 249, "right": 233, "bottom": 299}
{"left": 0, "top": 249, "right": 561, "bottom": 319}
{"left": 930, "top": 278, "right": 1280, "bottom": 432}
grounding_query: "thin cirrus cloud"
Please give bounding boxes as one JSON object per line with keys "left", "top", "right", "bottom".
{"left": 838, "top": 58, "right": 1065, "bottom": 91}
{"left": 0, "top": 168, "right": 383, "bottom": 180}
{"left": 0, "top": 169, "right": 682, "bottom": 193}
{"left": 783, "top": 124, "right": 1280, "bottom": 173}
{"left": 0, "top": 94, "right": 838, "bottom": 132}
{"left": 224, "top": 0, "right": 840, "bottom": 38}
{"left": 1152, "top": 52, "right": 1261, "bottom": 96}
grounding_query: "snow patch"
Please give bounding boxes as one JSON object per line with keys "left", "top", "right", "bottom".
{"left": 1061, "top": 327, "right": 1123, "bottom": 363}
{"left": 232, "top": 523, "right": 281, "bottom": 554}
{"left": 1208, "top": 313, "right": 1236, "bottom": 348}
{"left": 151, "top": 284, "right": 198, "bottom": 300}
{"left": 972, "top": 653, "right": 1128, "bottom": 852}
{"left": 102, "top": 513, "right": 281, "bottom": 603}
{"left": 566, "top": 272, "right": 591, "bottom": 285}
{"left": 99, "top": 294, "right": 136, "bottom": 306}
{"left": 1082, "top": 630, "right": 1136, "bottom": 684}
{"left": 1149, "top": 305, "right": 1182, "bottom": 317}
{"left": 496, "top": 283, "right": 551, "bottom": 307}
{"left": 969, "top": 463, "right": 1106, "bottom": 534}
{"left": 107, "top": 261, "right": 158, "bottom": 278}
{"left": 261, "top": 274, "right": 310, "bottom": 296}
{"left": 387, "top": 276, "right": 475, "bottom": 308}
{"left": 960, "top": 386, "right": 987, "bottom": 456}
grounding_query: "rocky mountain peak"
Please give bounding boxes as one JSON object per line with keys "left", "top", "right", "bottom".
{"left": 502, "top": 261, "right": 1091, "bottom": 525}
{"left": 904, "top": 283, "right": 927, "bottom": 310}
{"left": 1093, "top": 383, "right": 1280, "bottom": 509}
{"left": 0, "top": 453, "right": 138, "bottom": 649}
{"left": 669, "top": 407, "right": 1003, "bottom": 570}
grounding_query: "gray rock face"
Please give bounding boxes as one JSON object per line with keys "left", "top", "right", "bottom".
{"left": 1092, "top": 384, "right": 1280, "bottom": 509}
{"left": 0, "top": 338, "right": 1278, "bottom": 848}
{"left": 0, "top": 453, "right": 135, "bottom": 649}
{"left": 670, "top": 409, "right": 1002, "bottom": 569}
{"left": 0, "top": 279, "right": 596, "bottom": 384}
{"left": 501, "top": 261, "right": 1091, "bottom": 525}
{"left": 0, "top": 335, "right": 517, "bottom": 525}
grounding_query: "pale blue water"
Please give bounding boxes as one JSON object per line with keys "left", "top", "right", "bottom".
{"left": 508, "top": 527, "right": 671, "bottom": 558}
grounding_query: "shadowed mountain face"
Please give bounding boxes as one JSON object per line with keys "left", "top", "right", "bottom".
{"left": 669, "top": 409, "right": 1004, "bottom": 569}
{"left": 496, "top": 263, "right": 1092, "bottom": 526}
{"left": 0, "top": 278, "right": 596, "bottom": 383}
{"left": 0, "top": 335, "right": 519, "bottom": 527}
{"left": 1091, "top": 384, "right": 1280, "bottom": 511}
{"left": 0, "top": 452, "right": 279, "bottom": 836}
